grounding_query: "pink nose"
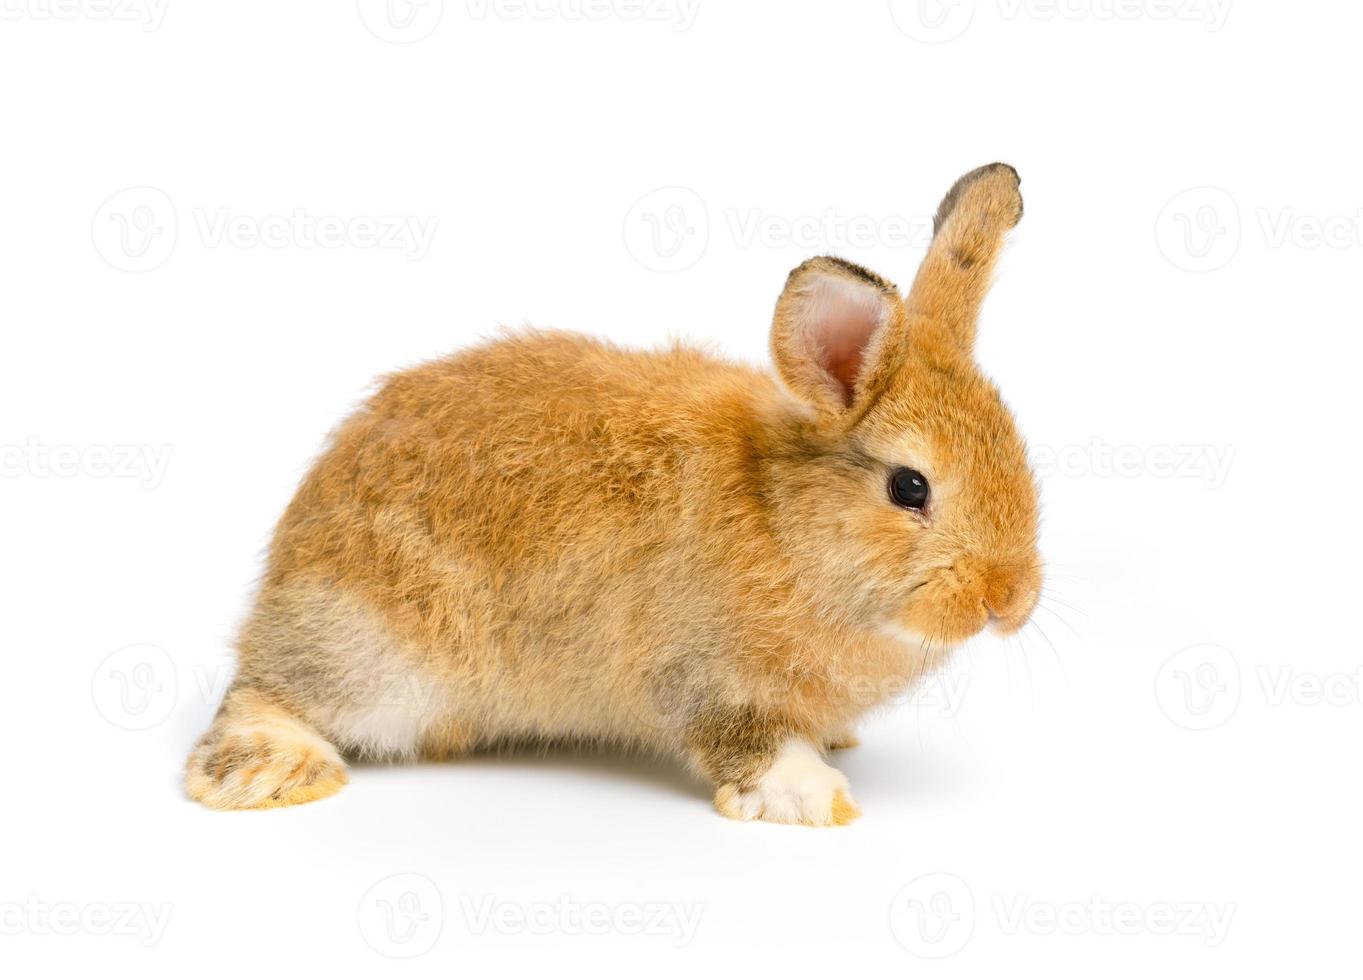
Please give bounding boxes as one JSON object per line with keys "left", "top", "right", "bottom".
{"left": 982, "top": 565, "right": 1039, "bottom": 633}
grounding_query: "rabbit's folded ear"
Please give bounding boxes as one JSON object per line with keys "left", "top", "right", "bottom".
{"left": 771, "top": 256, "right": 904, "bottom": 417}
{"left": 906, "top": 162, "right": 1023, "bottom": 353}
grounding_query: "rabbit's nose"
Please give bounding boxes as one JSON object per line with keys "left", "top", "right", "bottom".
{"left": 983, "top": 566, "right": 1040, "bottom": 634}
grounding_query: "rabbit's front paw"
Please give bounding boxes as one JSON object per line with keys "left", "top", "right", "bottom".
{"left": 714, "top": 739, "right": 860, "bottom": 827}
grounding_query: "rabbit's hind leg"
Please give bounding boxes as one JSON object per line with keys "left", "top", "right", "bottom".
{"left": 185, "top": 686, "right": 347, "bottom": 810}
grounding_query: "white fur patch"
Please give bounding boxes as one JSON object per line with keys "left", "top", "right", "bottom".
{"left": 717, "top": 739, "right": 856, "bottom": 826}
{"left": 880, "top": 622, "right": 929, "bottom": 648}
{"left": 288, "top": 588, "right": 449, "bottom": 760}
{"left": 321, "top": 661, "right": 444, "bottom": 760}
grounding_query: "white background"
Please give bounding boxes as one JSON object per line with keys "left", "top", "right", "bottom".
{"left": 3, "top": 1, "right": 1360, "bottom": 975}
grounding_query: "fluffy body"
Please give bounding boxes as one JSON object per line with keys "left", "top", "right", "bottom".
{"left": 186, "top": 163, "right": 1041, "bottom": 824}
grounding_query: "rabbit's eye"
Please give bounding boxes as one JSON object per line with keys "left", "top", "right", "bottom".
{"left": 889, "top": 467, "right": 930, "bottom": 511}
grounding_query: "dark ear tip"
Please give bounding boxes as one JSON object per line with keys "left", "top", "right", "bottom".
{"left": 990, "top": 161, "right": 1020, "bottom": 184}
{"left": 933, "top": 162, "right": 1023, "bottom": 235}
{"left": 782, "top": 255, "right": 897, "bottom": 295}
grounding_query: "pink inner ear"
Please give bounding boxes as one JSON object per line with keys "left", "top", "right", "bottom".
{"left": 798, "top": 274, "right": 888, "bottom": 407}
{"left": 821, "top": 306, "right": 881, "bottom": 402}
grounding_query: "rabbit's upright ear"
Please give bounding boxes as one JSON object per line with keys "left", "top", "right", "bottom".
{"left": 906, "top": 163, "right": 1023, "bottom": 353}
{"left": 771, "top": 256, "right": 905, "bottom": 418}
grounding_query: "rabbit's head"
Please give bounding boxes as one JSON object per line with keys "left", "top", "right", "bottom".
{"left": 766, "top": 163, "right": 1039, "bottom": 646}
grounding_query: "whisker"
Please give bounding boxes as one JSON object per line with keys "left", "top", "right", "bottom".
{"left": 1033, "top": 602, "right": 1080, "bottom": 638}
{"left": 1039, "top": 589, "right": 1085, "bottom": 616}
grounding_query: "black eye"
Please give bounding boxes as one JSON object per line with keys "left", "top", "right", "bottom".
{"left": 889, "top": 467, "right": 930, "bottom": 511}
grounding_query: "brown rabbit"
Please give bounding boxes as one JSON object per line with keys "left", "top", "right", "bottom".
{"left": 185, "top": 163, "right": 1040, "bottom": 825}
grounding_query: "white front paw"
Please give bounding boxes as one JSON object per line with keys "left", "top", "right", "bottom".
{"left": 714, "top": 739, "right": 860, "bottom": 827}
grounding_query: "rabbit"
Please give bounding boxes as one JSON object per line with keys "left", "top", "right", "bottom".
{"left": 185, "top": 162, "right": 1041, "bottom": 825}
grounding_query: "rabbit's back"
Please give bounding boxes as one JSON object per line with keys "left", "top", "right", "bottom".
{"left": 236, "top": 331, "right": 781, "bottom": 754}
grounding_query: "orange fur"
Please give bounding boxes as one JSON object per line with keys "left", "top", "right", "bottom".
{"left": 185, "top": 163, "right": 1041, "bottom": 824}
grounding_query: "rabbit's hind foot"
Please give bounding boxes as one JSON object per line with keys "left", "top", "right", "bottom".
{"left": 185, "top": 688, "right": 347, "bottom": 810}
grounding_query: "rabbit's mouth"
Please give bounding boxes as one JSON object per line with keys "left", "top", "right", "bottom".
{"left": 893, "top": 559, "right": 1041, "bottom": 644}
